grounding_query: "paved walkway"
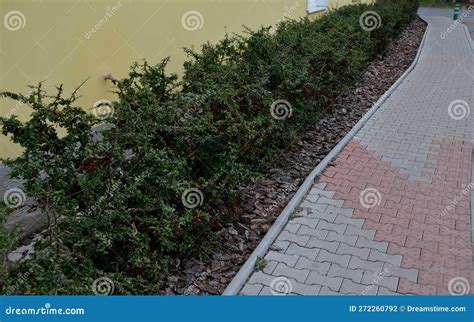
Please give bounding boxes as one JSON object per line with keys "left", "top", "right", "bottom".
{"left": 239, "top": 16, "right": 474, "bottom": 295}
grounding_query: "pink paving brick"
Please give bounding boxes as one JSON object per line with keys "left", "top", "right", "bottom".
{"left": 319, "top": 138, "right": 473, "bottom": 295}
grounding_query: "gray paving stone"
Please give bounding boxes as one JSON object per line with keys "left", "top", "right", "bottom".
{"left": 262, "top": 260, "right": 279, "bottom": 275}
{"left": 297, "top": 225, "right": 329, "bottom": 240}
{"left": 300, "top": 202, "right": 328, "bottom": 212}
{"left": 259, "top": 286, "right": 274, "bottom": 295}
{"left": 284, "top": 222, "right": 301, "bottom": 234}
{"left": 294, "top": 257, "right": 331, "bottom": 275}
{"left": 308, "top": 188, "right": 335, "bottom": 198}
{"left": 273, "top": 263, "right": 310, "bottom": 283}
{"left": 356, "top": 236, "right": 388, "bottom": 252}
{"left": 277, "top": 231, "right": 310, "bottom": 246}
{"left": 325, "top": 231, "right": 358, "bottom": 246}
{"left": 304, "top": 194, "right": 320, "bottom": 203}
{"left": 264, "top": 251, "right": 300, "bottom": 267}
{"left": 319, "top": 287, "right": 344, "bottom": 295}
{"left": 334, "top": 214, "right": 364, "bottom": 228}
{"left": 336, "top": 243, "right": 371, "bottom": 260}
{"left": 290, "top": 281, "right": 322, "bottom": 295}
{"left": 377, "top": 287, "right": 402, "bottom": 295}
{"left": 317, "top": 220, "right": 347, "bottom": 235}
{"left": 383, "top": 263, "right": 418, "bottom": 283}
{"left": 285, "top": 243, "right": 320, "bottom": 261}
{"left": 345, "top": 225, "right": 376, "bottom": 240}
{"left": 316, "top": 196, "right": 344, "bottom": 207}
{"left": 306, "top": 210, "right": 338, "bottom": 222}
{"left": 247, "top": 272, "right": 275, "bottom": 286}
{"left": 316, "top": 249, "right": 351, "bottom": 268}
{"left": 306, "top": 236, "right": 339, "bottom": 253}
{"left": 327, "top": 263, "right": 364, "bottom": 283}
{"left": 306, "top": 271, "right": 343, "bottom": 291}
{"left": 240, "top": 283, "right": 263, "bottom": 295}
{"left": 368, "top": 250, "right": 403, "bottom": 266}
{"left": 348, "top": 256, "right": 384, "bottom": 273}
{"left": 326, "top": 205, "right": 354, "bottom": 217}
{"left": 361, "top": 270, "right": 399, "bottom": 292}
{"left": 341, "top": 279, "right": 378, "bottom": 295}
{"left": 271, "top": 240, "right": 291, "bottom": 252}
{"left": 289, "top": 216, "right": 319, "bottom": 229}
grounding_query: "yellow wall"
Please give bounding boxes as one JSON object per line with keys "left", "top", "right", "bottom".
{"left": 0, "top": 0, "right": 367, "bottom": 159}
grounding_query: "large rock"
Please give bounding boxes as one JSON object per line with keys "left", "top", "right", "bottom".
{"left": 1, "top": 165, "right": 47, "bottom": 239}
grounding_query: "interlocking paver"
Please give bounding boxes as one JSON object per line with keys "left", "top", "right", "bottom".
{"left": 295, "top": 257, "right": 331, "bottom": 275}
{"left": 264, "top": 251, "right": 300, "bottom": 267}
{"left": 273, "top": 263, "right": 310, "bottom": 283}
{"left": 238, "top": 16, "right": 474, "bottom": 295}
{"left": 336, "top": 243, "right": 371, "bottom": 260}
{"left": 340, "top": 279, "right": 378, "bottom": 295}
{"left": 317, "top": 249, "right": 351, "bottom": 268}
{"left": 327, "top": 263, "right": 364, "bottom": 284}
{"left": 361, "top": 271, "right": 399, "bottom": 292}
{"left": 326, "top": 231, "right": 358, "bottom": 246}
{"left": 240, "top": 283, "right": 263, "bottom": 295}
{"left": 306, "top": 236, "right": 339, "bottom": 252}
{"left": 306, "top": 271, "right": 343, "bottom": 291}
{"left": 284, "top": 242, "right": 319, "bottom": 260}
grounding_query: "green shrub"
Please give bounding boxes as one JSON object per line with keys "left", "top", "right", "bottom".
{"left": 0, "top": 0, "right": 418, "bottom": 294}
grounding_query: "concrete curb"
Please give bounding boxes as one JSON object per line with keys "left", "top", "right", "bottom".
{"left": 222, "top": 17, "right": 431, "bottom": 296}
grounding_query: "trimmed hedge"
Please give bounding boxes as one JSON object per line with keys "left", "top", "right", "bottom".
{"left": 0, "top": 0, "right": 418, "bottom": 294}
